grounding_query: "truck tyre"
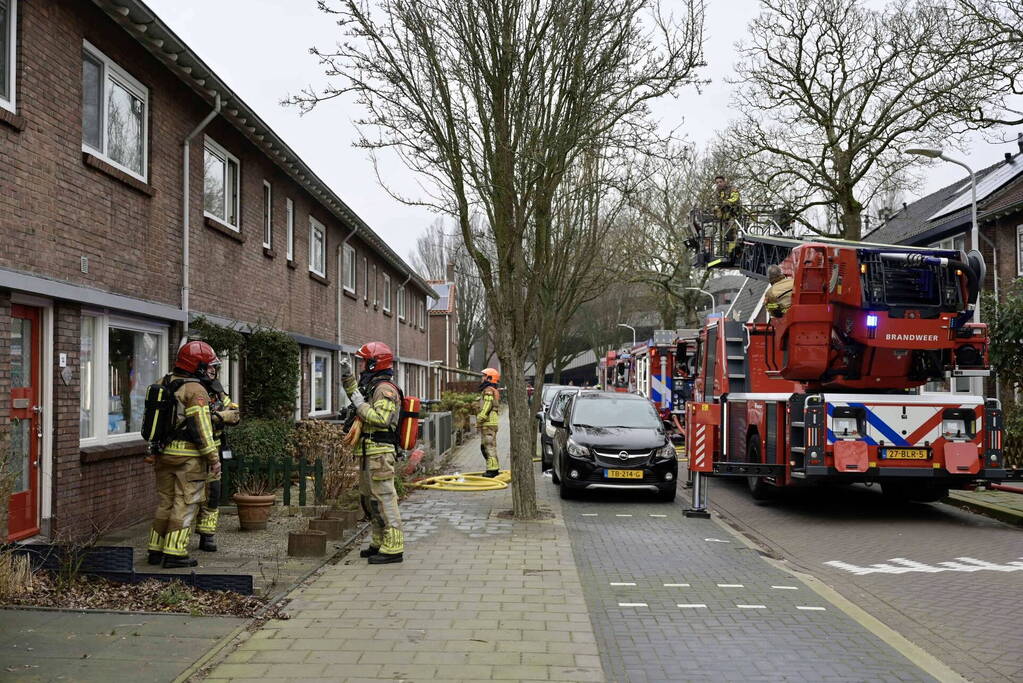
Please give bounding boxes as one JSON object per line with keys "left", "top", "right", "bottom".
{"left": 746, "top": 438, "right": 774, "bottom": 501}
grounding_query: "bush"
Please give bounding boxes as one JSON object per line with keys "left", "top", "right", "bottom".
{"left": 1004, "top": 402, "right": 1023, "bottom": 470}
{"left": 189, "top": 316, "right": 244, "bottom": 360}
{"left": 243, "top": 328, "right": 301, "bottom": 419}
{"left": 228, "top": 418, "right": 295, "bottom": 464}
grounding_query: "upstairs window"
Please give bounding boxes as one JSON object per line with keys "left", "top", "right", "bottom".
{"left": 82, "top": 41, "right": 149, "bottom": 181}
{"left": 397, "top": 285, "right": 406, "bottom": 320}
{"left": 363, "top": 257, "right": 369, "bottom": 303}
{"left": 285, "top": 198, "right": 294, "bottom": 261}
{"left": 203, "top": 137, "right": 240, "bottom": 229}
{"left": 343, "top": 244, "right": 356, "bottom": 293}
{"left": 383, "top": 274, "right": 392, "bottom": 312}
{"left": 262, "top": 181, "right": 272, "bottom": 249}
{"left": 309, "top": 217, "right": 326, "bottom": 277}
{"left": 0, "top": 0, "right": 16, "bottom": 113}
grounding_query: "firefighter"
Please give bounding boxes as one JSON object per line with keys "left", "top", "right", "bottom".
{"left": 195, "top": 374, "right": 239, "bottom": 553}
{"left": 713, "top": 175, "right": 742, "bottom": 265}
{"left": 340, "top": 342, "right": 405, "bottom": 564}
{"left": 477, "top": 368, "right": 501, "bottom": 477}
{"left": 765, "top": 264, "right": 794, "bottom": 318}
{"left": 147, "top": 341, "right": 237, "bottom": 568}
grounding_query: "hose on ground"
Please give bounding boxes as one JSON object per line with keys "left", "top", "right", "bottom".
{"left": 411, "top": 470, "right": 512, "bottom": 491}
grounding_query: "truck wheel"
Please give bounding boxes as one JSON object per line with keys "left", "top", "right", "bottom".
{"left": 746, "top": 439, "right": 774, "bottom": 501}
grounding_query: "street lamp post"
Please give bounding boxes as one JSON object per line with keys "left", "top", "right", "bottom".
{"left": 617, "top": 323, "right": 636, "bottom": 348}
{"left": 905, "top": 146, "right": 981, "bottom": 395}
{"left": 684, "top": 287, "right": 716, "bottom": 317}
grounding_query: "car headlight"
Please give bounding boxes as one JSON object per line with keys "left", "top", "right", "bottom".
{"left": 567, "top": 439, "right": 590, "bottom": 458}
{"left": 655, "top": 443, "right": 677, "bottom": 461}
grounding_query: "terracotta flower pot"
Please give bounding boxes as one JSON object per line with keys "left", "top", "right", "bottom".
{"left": 232, "top": 493, "right": 275, "bottom": 530}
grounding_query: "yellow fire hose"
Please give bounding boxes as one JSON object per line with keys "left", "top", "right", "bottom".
{"left": 412, "top": 470, "right": 512, "bottom": 491}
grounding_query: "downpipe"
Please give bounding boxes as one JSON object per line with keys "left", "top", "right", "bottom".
{"left": 180, "top": 93, "right": 222, "bottom": 348}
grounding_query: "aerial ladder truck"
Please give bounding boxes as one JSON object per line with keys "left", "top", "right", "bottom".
{"left": 683, "top": 214, "right": 1007, "bottom": 510}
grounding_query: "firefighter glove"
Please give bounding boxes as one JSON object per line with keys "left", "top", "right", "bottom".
{"left": 349, "top": 390, "right": 366, "bottom": 410}
{"left": 217, "top": 408, "right": 240, "bottom": 425}
{"left": 339, "top": 357, "right": 353, "bottom": 381}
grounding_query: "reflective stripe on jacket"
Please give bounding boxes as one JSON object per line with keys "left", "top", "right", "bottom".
{"left": 477, "top": 386, "right": 500, "bottom": 428}
{"left": 161, "top": 375, "right": 218, "bottom": 462}
{"left": 349, "top": 377, "right": 400, "bottom": 457}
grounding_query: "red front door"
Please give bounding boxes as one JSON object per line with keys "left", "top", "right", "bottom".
{"left": 7, "top": 305, "right": 41, "bottom": 541}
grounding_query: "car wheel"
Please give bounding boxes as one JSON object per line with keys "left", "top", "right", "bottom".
{"left": 541, "top": 442, "right": 552, "bottom": 472}
{"left": 551, "top": 452, "right": 561, "bottom": 485}
{"left": 559, "top": 480, "right": 578, "bottom": 500}
{"left": 659, "top": 485, "right": 677, "bottom": 502}
{"left": 746, "top": 438, "right": 774, "bottom": 501}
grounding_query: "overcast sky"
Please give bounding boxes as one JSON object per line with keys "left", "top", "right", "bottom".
{"left": 145, "top": 0, "right": 1018, "bottom": 253}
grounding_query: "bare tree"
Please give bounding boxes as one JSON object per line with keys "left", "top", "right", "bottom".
{"left": 730, "top": 0, "right": 1008, "bottom": 240}
{"left": 290, "top": 0, "right": 705, "bottom": 517}
{"left": 955, "top": 0, "right": 1023, "bottom": 126}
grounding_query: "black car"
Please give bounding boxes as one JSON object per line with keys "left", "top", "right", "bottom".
{"left": 551, "top": 392, "right": 678, "bottom": 501}
{"left": 539, "top": 388, "right": 579, "bottom": 471}
{"left": 535, "top": 384, "right": 573, "bottom": 468}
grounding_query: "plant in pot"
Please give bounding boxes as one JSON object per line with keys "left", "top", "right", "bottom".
{"left": 233, "top": 471, "right": 279, "bottom": 530}
{"left": 228, "top": 418, "right": 294, "bottom": 531}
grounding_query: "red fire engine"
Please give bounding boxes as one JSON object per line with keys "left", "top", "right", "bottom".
{"left": 685, "top": 232, "right": 1006, "bottom": 506}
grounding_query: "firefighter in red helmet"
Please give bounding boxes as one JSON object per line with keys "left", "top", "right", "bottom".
{"left": 147, "top": 341, "right": 238, "bottom": 568}
{"left": 340, "top": 342, "right": 405, "bottom": 563}
{"left": 477, "top": 368, "right": 501, "bottom": 477}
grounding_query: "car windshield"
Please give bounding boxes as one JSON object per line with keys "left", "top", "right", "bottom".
{"left": 541, "top": 385, "right": 569, "bottom": 404}
{"left": 571, "top": 396, "right": 659, "bottom": 429}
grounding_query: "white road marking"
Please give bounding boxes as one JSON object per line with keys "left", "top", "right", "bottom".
{"left": 649, "top": 514, "right": 667, "bottom": 518}
{"left": 717, "top": 583, "right": 744, "bottom": 588}
{"left": 609, "top": 582, "right": 636, "bottom": 586}
{"left": 825, "top": 556, "right": 1023, "bottom": 576}
{"left": 771, "top": 585, "right": 799, "bottom": 590}
{"left": 704, "top": 538, "right": 730, "bottom": 543}
{"left": 618, "top": 602, "right": 647, "bottom": 607}
{"left": 615, "top": 514, "right": 633, "bottom": 517}
{"left": 677, "top": 603, "right": 707, "bottom": 608}
{"left": 581, "top": 513, "right": 598, "bottom": 517}
{"left": 736, "top": 604, "right": 766, "bottom": 609}
{"left": 796, "top": 606, "right": 827, "bottom": 611}
{"left": 663, "top": 583, "right": 690, "bottom": 587}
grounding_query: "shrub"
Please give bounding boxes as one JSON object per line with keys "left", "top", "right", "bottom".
{"left": 228, "top": 418, "right": 295, "bottom": 464}
{"left": 1004, "top": 402, "right": 1023, "bottom": 470}
{"left": 189, "top": 316, "right": 244, "bottom": 361}
{"left": 243, "top": 328, "right": 301, "bottom": 419}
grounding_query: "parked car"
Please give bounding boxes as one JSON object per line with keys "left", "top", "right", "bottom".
{"left": 535, "top": 384, "right": 573, "bottom": 466}
{"left": 539, "top": 388, "right": 580, "bottom": 471}
{"left": 550, "top": 391, "right": 677, "bottom": 501}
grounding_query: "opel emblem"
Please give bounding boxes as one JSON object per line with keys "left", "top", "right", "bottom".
{"left": 618, "top": 451, "right": 629, "bottom": 461}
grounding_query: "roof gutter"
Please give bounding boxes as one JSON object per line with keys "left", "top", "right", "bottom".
{"left": 180, "top": 92, "right": 221, "bottom": 347}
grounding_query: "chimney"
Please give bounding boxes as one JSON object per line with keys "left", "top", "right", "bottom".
{"left": 1006, "top": 152, "right": 1013, "bottom": 163}
{"left": 446, "top": 262, "right": 455, "bottom": 282}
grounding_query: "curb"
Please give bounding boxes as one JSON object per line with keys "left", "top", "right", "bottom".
{"left": 943, "top": 492, "right": 1023, "bottom": 527}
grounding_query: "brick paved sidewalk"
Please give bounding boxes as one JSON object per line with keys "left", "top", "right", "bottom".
{"left": 203, "top": 414, "right": 606, "bottom": 682}
{"left": 947, "top": 486, "right": 1023, "bottom": 526}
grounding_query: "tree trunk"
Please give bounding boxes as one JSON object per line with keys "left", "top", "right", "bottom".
{"left": 496, "top": 326, "right": 539, "bottom": 519}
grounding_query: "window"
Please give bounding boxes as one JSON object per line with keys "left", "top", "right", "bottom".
{"left": 0, "top": 0, "right": 16, "bottom": 113}
{"left": 310, "top": 350, "right": 332, "bottom": 415}
{"left": 362, "top": 257, "right": 368, "bottom": 303}
{"left": 343, "top": 244, "right": 356, "bottom": 293}
{"left": 81, "top": 41, "right": 149, "bottom": 181}
{"left": 383, "top": 274, "right": 392, "bottom": 313}
{"left": 80, "top": 314, "right": 168, "bottom": 445}
{"left": 219, "top": 353, "right": 242, "bottom": 401}
{"left": 1018, "top": 225, "right": 1023, "bottom": 276}
{"left": 397, "top": 284, "right": 406, "bottom": 319}
{"left": 419, "top": 298, "right": 426, "bottom": 329}
{"left": 285, "top": 198, "right": 294, "bottom": 261}
{"left": 373, "top": 265, "right": 379, "bottom": 306}
{"left": 294, "top": 364, "right": 303, "bottom": 421}
{"left": 204, "top": 137, "right": 240, "bottom": 229}
{"left": 309, "top": 217, "right": 326, "bottom": 277}
{"left": 262, "top": 181, "right": 272, "bottom": 249}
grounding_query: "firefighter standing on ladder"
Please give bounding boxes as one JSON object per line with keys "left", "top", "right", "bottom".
{"left": 477, "top": 368, "right": 501, "bottom": 477}
{"left": 713, "top": 175, "right": 742, "bottom": 266}
{"left": 341, "top": 342, "right": 405, "bottom": 564}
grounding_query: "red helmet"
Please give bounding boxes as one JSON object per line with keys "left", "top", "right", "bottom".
{"left": 356, "top": 342, "right": 393, "bottom": 372}
{"left": 176, "top": 340, "right": 220, "bottom": 377}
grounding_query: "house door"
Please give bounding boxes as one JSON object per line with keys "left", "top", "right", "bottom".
{"left": 7, "top": 305, "right": 41, "bottom": 541}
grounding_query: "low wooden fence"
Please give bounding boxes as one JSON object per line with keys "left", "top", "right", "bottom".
{"left": 222, "top": 457, "right": 325, "bottom": 506}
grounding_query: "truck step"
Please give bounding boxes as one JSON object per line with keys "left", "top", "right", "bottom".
{"left": 727, "top": 355, "right": 744, "bottom": 361}
{"left": 791, "top": 421, "right": 804, "bottom": 427}
{"left": 726, "top": 337, "right": 743, "bottom": 343}
{"left": 790, "top": 446, "right": 805, "bottom": 452}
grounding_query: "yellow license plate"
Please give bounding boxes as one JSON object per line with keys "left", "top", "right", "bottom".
{"left": 605, "top": 469, "right": 643, "bottom": 479}
{"left": 883, "top": 448, "right": 929, "bottom": 460}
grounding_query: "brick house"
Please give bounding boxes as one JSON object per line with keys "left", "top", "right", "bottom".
{"left": 427, "top": 265, "right": 462, "bottom": 397}
{"left": 0, "top": 0, "right": 434, "bottom": 541}
{"left": 866, "top": 141, "right": 1023, "bottom": 398}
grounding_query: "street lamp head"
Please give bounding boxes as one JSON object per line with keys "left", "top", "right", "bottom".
{"left": 904, "top": 146, "right": 944, "bottom": 159}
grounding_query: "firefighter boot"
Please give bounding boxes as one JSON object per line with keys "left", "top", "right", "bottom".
{"left": 368, "top": 527, "right": 404, "bottom": 563}
{"left": 359, "top": 546, "right": 380, "bottom": 558}
{"left": 368, "top": 552, "right": 403, "bottom": 564}
{"left": 147, "top": 550, "right": 164, "bottom": 566}
{"left": 198, "top": 534, "right": 217, "bottom": 552}
{"left": 162, "top": 554, "right": 199, "bottom": 569}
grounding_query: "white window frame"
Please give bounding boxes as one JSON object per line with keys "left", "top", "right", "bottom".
{"left": 1, "top": 0, "right": 17, "bottom": 113}
{"left": 309, "top": 350, "right": 333, "bottom": 416}
{"left": 419, "top": 299, "right": 426, "bottom": 330}
{"left": 203, "top": 136, "right": 240, "bottom": 230}
{"left": 81, "top": 40, "right": 150, "bottom": 182}
{"left": 343, "top": 243, "right": 357, "bottom": 293}
{"left": 397, "top": 285, "right": 406, "bottom": 320}
{"left": 294, "top": 362, "right": 303, "bottom": 421}
{"left": 1017, "top": 225, "right": 1023, "bottom": 277}
{"left": 79, "top": 313, "right": 169, "bottom": 447}
{"left": 363, "top": 257, "right": 369, "bottom": 303}
{"left": 219, "top": 352, "right": 242, "bottom": 401}
{"left": 383, "top": 274, "right": 392, "bottom": 313}
{"left": 285, "top": 198, "right": 294, "bottom": 261}
{"left": 309, "top": 217, "right": 326, "bottom": 277}
{"left": 262, "top": 180, "right": 272, "bottom": 249}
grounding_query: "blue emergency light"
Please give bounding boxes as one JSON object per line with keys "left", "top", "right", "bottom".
{"left": 866, "top": 314, "right": 878, "bottom": 328}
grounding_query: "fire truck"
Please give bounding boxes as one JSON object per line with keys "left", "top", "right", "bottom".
{"left": 685, "top": 229, "right": 1006, "bottom": 502}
